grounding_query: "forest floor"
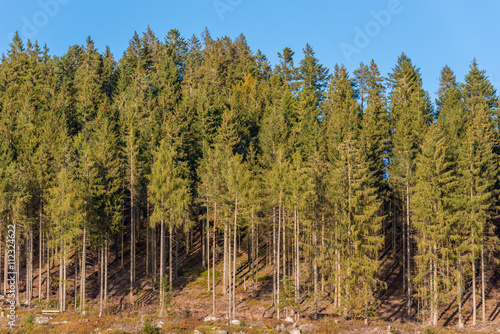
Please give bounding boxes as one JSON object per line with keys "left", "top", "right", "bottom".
{"left": 1, "top": 225, "right": 500, "bottom": 333}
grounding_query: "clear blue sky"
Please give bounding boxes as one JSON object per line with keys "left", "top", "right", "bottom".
{"left": 1, "top": 0, "right": 499, "bottom": 102}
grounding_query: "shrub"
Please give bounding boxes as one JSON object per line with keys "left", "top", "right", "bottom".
{"left": 142, "top": 318, "right": 159, "bottom": 334}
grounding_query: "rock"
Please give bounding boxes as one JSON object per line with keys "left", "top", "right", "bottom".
{"left": 300, "top": 324, "right": 312, "bottom": 333}
{"left": 334, "top": 319, "right": 339, "bottom": 324}
{"left": 204, "top": 315, "right": 219, "bottom": 322}
{"left": 230, "top": 319, "right": 241, "bottom": 326}
{"left": 214, "top": 330, "right": 228, "bottom": 334}
{"left": 284, "top": 316, "right": 294, "bottom": 323}
{"left": 275, "top": 325, "right": 281, "bottom": 332}
{"left": 194, "top": 330, "right": 204, "bottom": 334}
{"left": 34, "top": 316, "right": 49, "bottom": 325}
{"left": 289, "top": 330, "right": 301, "bottom": 334}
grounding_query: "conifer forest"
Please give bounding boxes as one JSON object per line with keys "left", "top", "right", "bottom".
{"left": 0, "top": 27, "right": 499, "bottom": 331}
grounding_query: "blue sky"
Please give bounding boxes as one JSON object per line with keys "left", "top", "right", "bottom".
{"left": 1, "top": 0, "right": 499, "bottom": 102}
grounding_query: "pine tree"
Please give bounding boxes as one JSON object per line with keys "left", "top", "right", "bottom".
{"left": 149, "top": 122, "right": 191, "bottom": 314}
{"left": 457, "top": 60, "right": 499, "bottom": 325}
{"left": 388, "top": 54, "right": 432, "bottom": 317}
{"left": 412, "top": 124, "right": 456, "bottom": 325}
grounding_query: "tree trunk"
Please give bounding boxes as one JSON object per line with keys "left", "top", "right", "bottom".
{"left": 46, "top": 235, "right": 50, "bottom": 302}
{"left": 99, "top": 248, "right": 103, "bottom": 317}
{"left": 169, "top": 222, "right": 173, "bottom": 291}
{"left": 232, "top": 195, "right": 238, "bottom": 319}
{"left": 63, "top": 247, "right": 67, "bottom": 312}
{"left": 81, "top": 227, "right": 86, "bottom": 314}
{"left": 277, "top": 198, "right": 281, "bottom": 320}
{"left": 472, "top": 240, "right": 476, "bottom": 326}
{"left": 272, "top": 206, "right": 276, "bottom": 306}
{"left": 146, "top": 197, "right": 149, "bottom": 276}
{"left": 15, "top": 235, "right": 19, "bottom": 307}
{"left": 207, "top": 205, "right": 210, "bottom": 292}
{"left": 223, "top": 224, "right": 228, "bottom": 297}
{"left": 74, "top": 247, "right": 78, "bottom": 311}
{"left": 406, "top": 183, "right": 411, "bottom": 318}
{"left": 433, "top": 244, "right": 438, "bottom": 326}
{"left": 296, "top": 208, "right": 300, "bottom": 321}
{"left": 39, "top": 189, "right": 43, "bottom": 300}
{"left": 458, "top": 254, "right": 463, "bottom": 329}
{"left": 481, "top": 246, "right": 485, "bottom": 323}
{"left": 105, "top": 238, "right": 108, "bottom": 306}
{"left": 175, "top": 231, "right": 178, "bottom": 279}
{"left": 130, "top": 143, "right": 135, "bottom": 303}
{"left": 160, "top": 219, "right": 165, "bottom": 316}
{"left": 3, "top": 234, "right": 7, "bottom": 296}
{"left": 212, "top": 201, "right": 217, "bottom": 316}
{"left": 313, "top": 216, "right": 318, "bottom": 321}
{"left": 152, "top": 225, "right": 156, "bottom": 291}
{"left": 251, "top": 211, "right": 255, "bottom": 298}
{"left": 59, "top": 250, "right": 63, "bottom": 312}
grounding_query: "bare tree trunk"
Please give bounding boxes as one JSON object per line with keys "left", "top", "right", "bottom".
{"left": 433, "top": 244, "right": 438, "bottom": 326}
{"left": 202, "top": 218, "right": 206, "bottom": 269}
{"left": 212, "top": 201, "right": 217, "bottom": 316}
{"left": 272, "top": 206, "right": 276, "bottom": 306}
{"left": 334, "top": 220, "right": 339, "bottom": 310}
{"left": 472, "top": 239, "right": 476, "bottom": 326}
{"left": 46, "top": 235, "right": 50, "bottom": 302}
{"left": 321, "top": 224, "right": 325, "bottom": 295}
{"left": 39, "top": 189, "right": 43, "bottom": 300}
{"left": 458, "top": 254, "right": 463, "bottom": 329}
{"left": 15, "top": 235, "right": 19, "bottom": 307}
{"left": 26, "top": 226, "right": 32, "bottom": 306}
{"left": 277, "top": 198, "right": 281, "bottom": 320}
{"left": 81, "top": 227, "right": 86, "bottom": 314}
{"left": 159, "top": 219, "right": 165, "bottom": 316}
{"left": 227, "top": 222, "right": 231, "bottom": 319}
{"left": 105, "top": 239, "right": 108, "bottom": 307}
{"left": 74, "top": 247, "right": 78, "bottom": 311}
{"left": 207, "top": 204, "right": 210, "bottom": 292}
{"left": 3, "top": 234, "right": 6, "bottom": 296}
{"left": 313, "top": 215, "right": 318, "bottom": 321}
{"left": 295, "top": 209, "right": 300, "bottom": 321}
{"left": 146, "top": 197, "right": 149, "bottom": 276}
{"left": 175, "top": 231, "right": 178, "bottom": 279}
{"left": 99, "top": 248, "right": 103, "bottom": 317}
{"left": 232, "top": 195, "right": 238, "bottom": 319}
{"left": 152, "top": 225, "right": 156, "bottom": 291}
{"left": 223, "top": 224, "right": 228, "bottom": 297}
{"left": 481, "top": 246, "right": 485, "bottom": 323}
{"left": 0, "top": 230, "right": 2, "bottom": 297}
{"left": 130, "top": 144, "right": 135, "bottom": 303}
{"left": 406, "top": 183, "right": 411, "bottom": 318}
{"left": 283, "top": 210, "right": 286, "bottom": 279}
{"left": 63, "top": 247, "right": 67, "bottom": 312}
{"left": 169, "top": 222, "right": 173, "bottom": 291}
{"left": 251, "top": 210, "right": 255, "bottom": 298}
{"left": 59, "top": 250, "right": 63, "bottom": 312}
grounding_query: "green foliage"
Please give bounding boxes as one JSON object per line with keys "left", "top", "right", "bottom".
{"left": 2, "top": 30, "right": 500, "bottom": 329}
{"left": 142, "top": 318, "right": 159, "bottom": 334}
{"left": 25, "top": 313, "right": 35, "bottom": 325}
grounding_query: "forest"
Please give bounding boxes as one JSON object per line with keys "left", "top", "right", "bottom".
{"left": 0, "top": 27, "right": 499, "bottom": 330}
